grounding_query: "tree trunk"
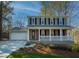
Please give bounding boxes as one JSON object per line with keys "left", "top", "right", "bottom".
{"left": 0, "top": 1, "right": 2, "bottom": 40}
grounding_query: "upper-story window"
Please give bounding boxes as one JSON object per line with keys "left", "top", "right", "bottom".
{"left": 55, "top": 18, "right": 58, "bottom": 25}
{"left": 50, "top": 18, "right": 53, "bottom": 25}
{"left": 32, "top": 18, "right": 35, "bottom": 25}
{"left": 59, "top": 18, "right": 63, "bottom": 26}
{"left": 28, "top": 17, "right": 67, "bottom": 26}
{"left": 62, "top": 18, "right": 67, "bottom": 25}
{"left": 41, "top": 17, "right": 45, "bottom": 25}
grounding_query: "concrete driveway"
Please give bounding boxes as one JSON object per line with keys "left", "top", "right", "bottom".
{"left": 0, "top": 40, "right": 26, "bottom": 58}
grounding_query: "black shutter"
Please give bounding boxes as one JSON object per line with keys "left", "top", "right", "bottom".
{"left": 29, "top": 17, "right": 31, "bottom": 25}
{"left": 53, "top": 18, "right": 55, "bottom": 25}
{"left": 40, "top": 18, "right": 41, "bottom": 25}
{"left": 57, "top": 18, "right": 59, "bottom": 25}
{"left": 45, "top": 18, "right": 46, "bottom": 25}
{"left": 62, "top": 18, "right": 64, "bottom": 25}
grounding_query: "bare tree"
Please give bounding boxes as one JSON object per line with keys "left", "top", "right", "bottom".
{"left": 41, "top": 1, "right": 75, "bottom": 17}
{"left": 0, "top": 1, "right": 13, "bottom": 40}
{"left": 15, "top": 19, "right": 25, "bottom": 28}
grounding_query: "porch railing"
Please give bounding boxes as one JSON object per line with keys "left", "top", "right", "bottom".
{"left": 40, "top": 36, "right": 50, "bottom": 41}
{"left": 40, "top": 36, "right": 72, "bottom": 42}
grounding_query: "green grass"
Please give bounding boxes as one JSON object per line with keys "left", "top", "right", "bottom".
{"left": 8, "top": 52, "right": 68, "bottom": 58}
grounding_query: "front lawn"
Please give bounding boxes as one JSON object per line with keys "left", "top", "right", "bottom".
{"left": 8, "top": 52, "right": 68, "bottom": 58}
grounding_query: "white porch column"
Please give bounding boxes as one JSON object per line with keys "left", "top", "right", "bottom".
{"left": 67, "top": 30, "right": 71, "bottom": 40}
{"left": 67, "top": 30, "right": 69, "bottom": 40}
{"left": 27, "top": 28, "right": 29, "bottom": 41}
{"left": 50, "top": 29, "right": 51, "bottom": 41}
{"left": 60, "top": 29, "right": 62, "bottom": 41}
{"left": 67, "top": 30, "right": 70, "bottom": 36}
{"left": 39, "top": 29, "right": 40, "bottom": 41}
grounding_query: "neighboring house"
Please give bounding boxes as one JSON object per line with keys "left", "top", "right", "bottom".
{"left": 72, "top": 27, "right": 79, "bottom": 44}
{"left": 27, "top": 16, "right": 73, "bottom": 44}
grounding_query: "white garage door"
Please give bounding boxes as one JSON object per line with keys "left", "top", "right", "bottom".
{"left": 10, "top": 32, "right": 27, "bottom": 40}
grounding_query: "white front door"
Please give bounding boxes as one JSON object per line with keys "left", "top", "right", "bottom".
{"left": 10, "top": 32, "right": 27, "bottom": 40}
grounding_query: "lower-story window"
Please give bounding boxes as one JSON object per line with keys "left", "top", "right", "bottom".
{"left": 40, "top": 29, "right": 49, "bottom": 36}
{"left": 51, "top": 29, "right": 60, "bottom": 36}
{"left": 51, "top": 30, "right": 54, "bottom": 36}
{"left": 40, "top": 29, "right": 44, "bottom": 36}
{"left": 40, "top": 29, "right": 67, "bottom": 36}
{"left": 45, "top": 29, "right": 49, "bottom": 36}
{"left": 62, "top": 30, "right": 67, "bottom": 36}
{"left": 54, "top": 29, "right": 60, "bottom": 36}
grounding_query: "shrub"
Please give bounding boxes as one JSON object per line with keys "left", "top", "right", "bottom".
{"left": 71, "top": 44, "right": 79, "bottom": 52}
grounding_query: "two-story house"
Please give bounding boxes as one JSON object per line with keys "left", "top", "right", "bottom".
{"left": 27, "top": 16, "right": 73, "bottom": 44}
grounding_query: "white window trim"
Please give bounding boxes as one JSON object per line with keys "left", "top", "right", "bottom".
{"left": 50, "top": 18, "right": 53, "bottom": 25}
{"left": 59, "top": 18, "right": 63, "bottom": 26}
{"left": 32, "top": 18, "right": 35, "bottom": 25}
{"left": 41, "top": 18, "right": 45, "bottom": 25}
{"left": 41, "top": 29, "right": 45, "bottom": 36}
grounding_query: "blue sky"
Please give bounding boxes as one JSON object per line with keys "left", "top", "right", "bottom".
{"left": 11, "top": 1, "right": 79, "bottom": 27}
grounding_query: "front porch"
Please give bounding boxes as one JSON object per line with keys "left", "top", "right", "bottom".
{"left": 28, "top": 29, "right": 73, "bottom": 44}
{"left": 40, "top": 36, "right": 72, "bottom": 42}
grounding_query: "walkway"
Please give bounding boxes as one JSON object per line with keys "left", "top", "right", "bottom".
{"left": 0, "top": 40, "right": 26, "bottom": 58}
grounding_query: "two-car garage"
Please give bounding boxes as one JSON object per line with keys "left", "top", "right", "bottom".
{"left": 10, "top": 31, "right": 27, "bottom": 41}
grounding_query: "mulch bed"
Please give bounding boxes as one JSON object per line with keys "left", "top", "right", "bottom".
{"left": 51, "top": 48, "right": 79, "bottom": 58}
{"left": 15, "top": 42, "right": 79, "bottom": 58}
